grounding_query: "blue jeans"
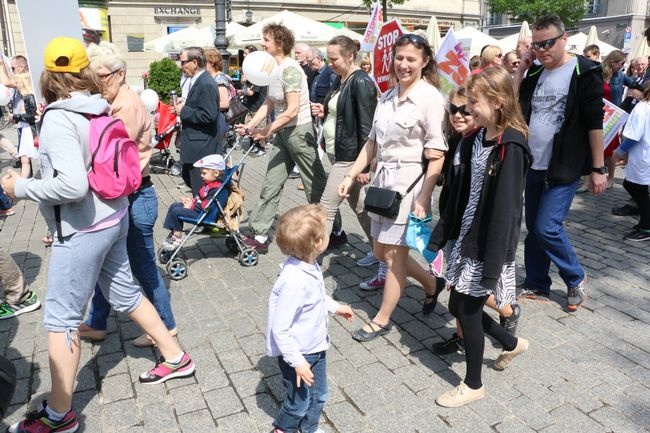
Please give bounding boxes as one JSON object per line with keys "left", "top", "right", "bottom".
{"left": 274, "top": 351, "right": 328, "bottom": 433}
{"left": 86, "top": 185, "right": 176, "bottom": 331}
{"left": 0, "top": 187, "right": 12, "bottom": 210}
{"left": 523, "top": 169, "right": 585, "bottom": 294}
{"left": 163, "top": 202, "right": 201, "bottom": 231}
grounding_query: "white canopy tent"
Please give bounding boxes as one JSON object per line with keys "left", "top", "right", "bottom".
{"left": 230, "top": 10, "right": 362, "bottom": 49}
{"left": 566, "top": 31, "right": 618, "bottom": 57}
{"left": 454, "top": 27, "right": 498, "bottom": 57}
{"left": 144, "top": 22, "right": 246, "bottom": 53}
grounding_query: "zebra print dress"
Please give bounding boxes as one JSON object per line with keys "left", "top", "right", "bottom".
{"left": 444, "top": 129, "right": 517, "bottom": 308}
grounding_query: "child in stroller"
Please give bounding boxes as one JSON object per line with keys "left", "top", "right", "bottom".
{"left": 161, "top": 154, "right": 229, "bottom": 250}
{"left": 150, "top": 100, "right": 182, "bottom": 176}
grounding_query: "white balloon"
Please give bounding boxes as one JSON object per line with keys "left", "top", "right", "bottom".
{"left": 242, "top": 51, "right": 279, "bottom": 86}
{"left": 0, "top": 84, "right": 10, "bottom": 106}
{"left": 140, "top": 88, "right": 159, "bottom": 112}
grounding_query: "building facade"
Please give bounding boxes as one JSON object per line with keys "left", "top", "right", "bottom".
{"left": 485, "top": 0, "right": 650, "bottom": 53}
{"left": 1, "top": 0, "right": 480, "bottom": 85}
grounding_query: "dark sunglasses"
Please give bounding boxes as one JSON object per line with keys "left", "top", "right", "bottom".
{"left": 179, "top": 59, "right": 195, "bottom": 65}
{"left": 531, "top": 33, "right": 564, "bottom": 51}
{"left": 449, "top": 103, "right": 470, "bottom": 116}
{"left": 396, "top": 33, "right": 430, "bottom": 47}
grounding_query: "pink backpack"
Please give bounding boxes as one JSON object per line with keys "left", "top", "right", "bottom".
{"left": 87, "top": 114, "right": 141, "bottom": 199}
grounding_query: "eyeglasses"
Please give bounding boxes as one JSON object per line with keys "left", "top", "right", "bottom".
{"left": 449, "top": 103, "right": 471, "bottom": 116}
{"left": 396, "top": 33, "right": 430, "bottom": 47}
{"left": 496, "top": 53, "right": 503, "bottom": 58}
{"left": 511, "top": 60, "right": 520, "bottom": 66}
{"left": 98, "top": 69, "right": 121, "bottom": 80}
{"left": 531, "top": 34, "right": 564, "bottom": 51}
{"left": 179, "top": 59, "right": 194, "bottom": 65}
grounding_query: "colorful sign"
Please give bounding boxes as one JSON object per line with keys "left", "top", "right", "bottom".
{"left": 435, "top": 28, "right": 470, "bottom": 96}
{"left": 603, "top": 99, "right": 629, "bottom": 148}
{"left": 372, "top": 19, "right": 405, "bottom": 94}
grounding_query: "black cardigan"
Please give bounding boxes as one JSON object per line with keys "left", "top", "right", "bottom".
{"left": 323, "top": 69, "right": 377, "bottom": 162}
{"left": 518, "top": 55, "right": 603, "bottom": 184}
{"left": 428, "top": 127, "right": 532, "bottom": 290}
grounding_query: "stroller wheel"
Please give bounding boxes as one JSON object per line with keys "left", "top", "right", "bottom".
{"left": 167, "top": 258, "right": 188, "bottom": 280}
{"left": 239, "top": 248, "right": 259, "bottom": 267}
{"left": 225, "top": 236, "right": 239, "bottom": 254}
{"left": 157, "top": 247, "right": 174, "bottom": 264}
{"left": 170, "top": 163, "right": 182, "bottom": 176}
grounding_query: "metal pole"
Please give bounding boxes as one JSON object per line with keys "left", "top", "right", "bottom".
{"left": 214, "top": 0, "right": 231, "bottom": 71}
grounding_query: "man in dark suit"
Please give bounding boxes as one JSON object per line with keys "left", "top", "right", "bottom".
{"left": 309, "top": 48, "right": 336, "bottom": 104}
{"left": 172, "top": 46, "right": 220, "bottom": 195}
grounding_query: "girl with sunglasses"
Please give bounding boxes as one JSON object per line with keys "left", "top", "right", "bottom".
{"left": 428, "top": 67, "right": 532, "bottom": 407}
{"left": 338, "top": 33, "right": 446, "bottom": 342}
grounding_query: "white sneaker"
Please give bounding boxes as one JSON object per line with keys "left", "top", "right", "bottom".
{"left": 356, "top": 252, "right": 379, "bottom": 267}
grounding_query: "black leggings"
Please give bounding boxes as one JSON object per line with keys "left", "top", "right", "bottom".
{"left": 623, "top": 179, "right": 650, "bottom": 230}
{"left": 448, "top": 289, "right": 518, "bottom": 389}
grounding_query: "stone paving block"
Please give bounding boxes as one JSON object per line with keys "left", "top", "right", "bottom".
{"left": 494, "top": 417, "right": 539, "bottom": 433}
{"left": 237, "top": 333, "right": 266, "bottom": 358}
{"left": 242, "top": 393, "right": 277, "bottom": 428}
{"left": 262, "top": 374, "right": 285, "bottom": 403}
{"left": 215, "top": 412, "right": 261, "bottom": 433}
{"left": 591, "top": 382, "right": 647, "bottom": 416}
{"left": 204, "top": 386, "right": 244, "bottom": 419}
{"left": 507, "top": 395, "right": 555, "bottom": 430}
{"left": 101, "top": 398, "right": 142, "bottom": 431}
{"left": 99, "top": 373, "right": 133, "bottom": 403}
{"left": 135, "top": 381, "right": 169, "bottom": 408}
{"left": 140, "top": 402, "right": 181, "bottom": 433}
{"left": 324, "top": 400, "right": 368, "bottom": 433}
{"left": 97, "top": 351, "right": 130, "bottom": 379}
{"left": 169, "top": 383, "right": 207, "bottom": 415}
{"left": 370, "top": 342, "right": 413, "bottom": 370}
{"left": 546, "top": 404, "right": 609, "bottom": 433}
{"left": 178, "top": 409, "right": 218, "bottom": 433}
{"left": 589, "top": 405, "right": 646, "bottom": 433}
{"left": 341, "top": 381, "right": 389, "bottom": 415}
{"left": 230, "top": 368, "right": 265, "bottom": 397}
{"left": 217, "top": 348, "right": 253, "bottom": 373}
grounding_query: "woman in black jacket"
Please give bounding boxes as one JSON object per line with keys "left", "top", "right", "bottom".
{"left": 312, "top": 35, "right": 377, "bottom": 249}
{"left": 429, "top": 68, "right": 533, "bottom": 408}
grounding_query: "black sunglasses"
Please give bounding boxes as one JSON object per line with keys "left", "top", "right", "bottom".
{"left": 179, "top": 59, "right": 195, "bottom": 65}
{"left": 531, "top": 33, "right": 564, "bottom": 51}
{"left": 449, "top": 103, "right": 470, "bottom": 116}
{"left": 396, "top": 33, "right": 430, "bottom": 47}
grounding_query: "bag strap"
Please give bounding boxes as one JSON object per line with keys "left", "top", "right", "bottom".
{"left": 53, "top": 169, "right": 64, "bottom": 244}
{"left": 405, "top": 170, "right": 425, "bottom": 195}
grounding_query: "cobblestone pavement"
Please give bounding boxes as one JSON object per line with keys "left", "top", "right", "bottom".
{"left": 1, "top": 126, "right": 649, "bottom": 433}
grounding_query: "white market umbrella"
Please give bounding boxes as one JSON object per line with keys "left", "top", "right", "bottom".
{"left": 566, "top": 32, "right": 618, "bottom": 56}
{"left": 585, "top": 25, "right": 599, "bottom": 46}
{"left": 426, "top": 16, "right": 442, "bottom": 53}
{"left": 230, "top": 10, "right": 361, "bottom": 48}
{"left": 454, "top": 26, "right": 498, "bottom": 57}
{"left": 629, "top": 37, "right": 649, "bottom": 60}
{"left": 518, "top": 20, "right": 531, "bottom": 41}
{"left": 496, "top": 33, "right": 520, "bottom": 53}
{"left": 144, "top": 22, "right": 246, "bottom": 53}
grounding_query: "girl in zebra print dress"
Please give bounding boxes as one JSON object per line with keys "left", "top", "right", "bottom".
{"left": 429, "top": 68, "right": 533, "bottom": 408}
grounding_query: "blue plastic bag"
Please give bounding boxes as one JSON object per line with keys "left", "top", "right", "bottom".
{"left": 406, "top": 213, "right": 437, "bottom": 263}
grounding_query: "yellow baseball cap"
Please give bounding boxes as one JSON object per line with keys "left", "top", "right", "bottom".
{"left": 44, "top": 36, "right": 89, "bottom": 73}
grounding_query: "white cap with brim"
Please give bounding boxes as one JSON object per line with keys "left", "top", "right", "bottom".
{"left": 193, "top": 154, "right": 225, "bottom": 171}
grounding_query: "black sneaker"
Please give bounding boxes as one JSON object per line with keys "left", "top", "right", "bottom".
{"left": 499, "top": 303, "right": 521, "bottom": 336}
{"left": 624, "top": 229, "right": 650, "bottom": 242}
{"left": 432, "top": 333, "right": 464, "bottom": 355}
{"left": 327, "top": 230, "right": 348, "bottom": 249}
{"left": 612, "top": 204, "right": 640, "bottom": 216}
{"left": 0, "top": 291, "right": 41, "bottom": 320}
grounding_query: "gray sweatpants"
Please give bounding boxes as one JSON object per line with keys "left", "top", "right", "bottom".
{"left": 44, "top": 215, "right": 143, "bottom": 332}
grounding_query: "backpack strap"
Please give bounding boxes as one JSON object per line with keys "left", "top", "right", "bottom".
{"left": 53, "top": 169, "right": 64, "bottom": 244}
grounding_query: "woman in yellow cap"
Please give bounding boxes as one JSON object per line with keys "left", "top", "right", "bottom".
{"left": 2, "top": 36, "right": 195, "bottom": 433}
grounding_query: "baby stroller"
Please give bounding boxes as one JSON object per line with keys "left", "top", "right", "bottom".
{"left": 150, "top": 100, "right": 182, "bottom": 176}
{"left": 156, "top": 139, "right": 257, "bottom": 280}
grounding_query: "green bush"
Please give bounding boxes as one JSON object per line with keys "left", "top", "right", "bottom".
{"left": 147, "top": 58, "right": 181, "bottom": 103}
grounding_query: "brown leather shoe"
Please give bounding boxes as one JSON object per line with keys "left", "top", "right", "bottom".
{"left": 78, "top": 323, "right": 107, "bottom": 341}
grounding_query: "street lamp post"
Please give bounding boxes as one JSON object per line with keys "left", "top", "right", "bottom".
{"left": 214, "top": 0, "right": 231, "bottom": 71}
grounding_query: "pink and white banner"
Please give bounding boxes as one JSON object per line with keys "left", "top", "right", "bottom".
{"left": 361, "top": 1, "right": 383, "bottom": 52}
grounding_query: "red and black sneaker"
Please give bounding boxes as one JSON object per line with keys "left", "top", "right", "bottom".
{"left": 8, "top": 401, "right": 79, "bottom": 433}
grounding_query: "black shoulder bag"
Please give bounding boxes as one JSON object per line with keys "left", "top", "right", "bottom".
{"left": 364, "top": 169, "right": 425, "bottom": 219}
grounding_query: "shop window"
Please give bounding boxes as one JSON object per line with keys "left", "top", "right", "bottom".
{"left": 585, "top": 0, "right": 602, "bottom": 15}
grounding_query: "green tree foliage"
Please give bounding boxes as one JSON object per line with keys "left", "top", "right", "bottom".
{"left": 147, "top": 58, "right": 182, "bottom": 103}
{"left": 488, "top": 0, "right": 587, "bottom": 29}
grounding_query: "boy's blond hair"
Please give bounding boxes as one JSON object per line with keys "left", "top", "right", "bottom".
{"left": 276, "top": 204, "right": 327, "bottom": 259}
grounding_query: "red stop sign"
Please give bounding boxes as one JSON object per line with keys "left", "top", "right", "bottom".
{"left": 373, "top": 19, "right": 405, "bottom": 94}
